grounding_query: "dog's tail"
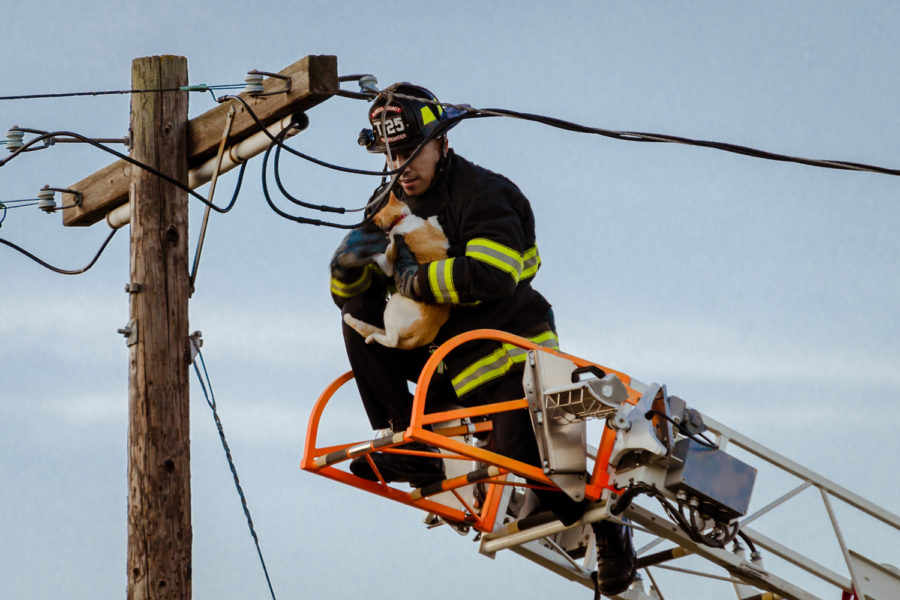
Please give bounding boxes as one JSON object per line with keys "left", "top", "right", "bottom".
{"left": 343, "top": 313, "right": 386, "bottom": 341}
{"left": 342, "top": 313, "right": 403, "bottom": 348}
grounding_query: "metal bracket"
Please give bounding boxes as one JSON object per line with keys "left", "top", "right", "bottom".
{"left": 189, "top": 330, "right": 203, "bottom": 362}
{"left": 117, "top": 319, "right": 138, "bottom": 347}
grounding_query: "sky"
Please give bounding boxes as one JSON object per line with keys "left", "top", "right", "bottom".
{"left": 2, "top": 2, "right": 899, "bottom": 599}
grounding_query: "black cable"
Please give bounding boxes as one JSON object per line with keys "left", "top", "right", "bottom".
{"left": 336, "top": 89, "right": 374, "bottom": 101}
{"left": 0, "top": 84, "right": 244, "bottom": 102}
{"left": 259, "top": 128, "right": 397, "bottom": 229}
{"left": 271, "top": 126, "right": 346, "bottom": 213}
{"left": 191, "top": 348, "right": 277, "bottom": 600}
{"left": 611, "top": 483, "right": 740, "bottom": 549}
{"left": 0, "top": 227, "right": 118, "bottom": 275}
{"left": 644, "top": 409, "right": 719, "bottom": 449}
{"left": 210, "top": 160, "right": 247, "bottom": 214}
{"left": 345, "top": 88, "right": 900, "bottom": 178}
{"left": 1, "top": 130, "right": 243, "bottom": 214}
{"left": 738, "top": 530, "right": 758, "bottom": 555}
{"left": 222, "top": 93, "right": 473, "bottom": 227}
{"left": 464, "top": 105, "right": 900, "bottom": 177}
{"left": 221, "top": 94, "right": 442, "bottom": 178}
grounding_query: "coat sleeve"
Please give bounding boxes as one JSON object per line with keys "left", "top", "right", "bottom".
{"left": 412, "top": 178, "right": 539, "bottom": 305}
{"left": 330, "top": 263, "right": 391, "bottom": 308}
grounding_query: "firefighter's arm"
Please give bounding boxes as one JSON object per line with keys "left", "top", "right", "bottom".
{"left": 394, "top": 185, "right": 533, "bottom": 304}
{"left": 329, "top": 227, "right": 390, "bottom": 307}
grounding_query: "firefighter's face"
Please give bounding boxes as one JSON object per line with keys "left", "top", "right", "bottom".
{"left": 387, "top": 139, "right": 442, "bottom": 197}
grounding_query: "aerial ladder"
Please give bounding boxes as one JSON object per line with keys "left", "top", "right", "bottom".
{"left": 302, "top": 329, "right": 900, "bottom": 600}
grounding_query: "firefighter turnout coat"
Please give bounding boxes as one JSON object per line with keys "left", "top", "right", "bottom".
{"left": 331, "top": 150, "right": 558, "bottom": 402}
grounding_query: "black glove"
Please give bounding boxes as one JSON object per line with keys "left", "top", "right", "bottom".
{"left": 330, "top": 226, "right": 388, "bottom": 281}
{"left": 391, "top": 234, "right": 422, "bottom": 299}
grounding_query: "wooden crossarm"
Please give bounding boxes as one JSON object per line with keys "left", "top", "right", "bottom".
{"left": 62, "top": 54, "right": 338, "bottom": 226}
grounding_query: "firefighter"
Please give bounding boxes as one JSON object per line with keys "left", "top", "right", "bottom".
{"left": 329, "top": 82, "right": 635, "bottom": 595}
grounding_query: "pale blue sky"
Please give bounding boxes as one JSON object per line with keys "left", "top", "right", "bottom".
{"left": 2, "top": 2, "right": 898, "bottom": 599}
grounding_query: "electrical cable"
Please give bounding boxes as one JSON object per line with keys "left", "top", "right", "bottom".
{"left": 0, "top": 227, "right": 118, "bottom": 275}
{"left": 644, "top": 409, "right": 719, "bottom": 449}
{"left": 611, "top": 483, "right": 740, "bottom": 549}
{"left": 1, "top": 201, "right": 39, "bottom": 210}
{"left": 271, "top": 125, "right": 347, "bottom": 214}
{"left": 259, "top": 124, "right": 399, "bottom": 229}
{"left": 191, "top": 347, "right": 277, "bottom": 600}
{"left": 222, "top": 93, "right": 463, "bottom": 226}
{"left": 1, "top": 130, "right": 243, "bottom": 214}
{"left": 349, "top": 87, "right": 900, "bottom": 178}
{"left": 0, "top": 198, "right": 41, "bottom": 205}
{"left": 0, "top": 83, "right": 244, "bottom": 102}
{"left": 220, "top": 94, "right": 440, "bottom": 178}
{"left": 737, "top": 530, "right": 758, "bottom": 555}
{"left": 335, "top": 89, "right": 374, "bottom": 101}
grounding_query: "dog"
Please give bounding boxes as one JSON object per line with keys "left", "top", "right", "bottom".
{"left": 343, "top": 193, "right": 451, "bottom": 349}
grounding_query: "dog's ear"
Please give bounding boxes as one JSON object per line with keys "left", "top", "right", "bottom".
{"left": 373, "top": 192, "right": 399, "bottom": 231}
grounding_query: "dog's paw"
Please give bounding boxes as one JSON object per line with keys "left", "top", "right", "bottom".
{"left": 373, "top": 252, "right": 393, "bottom": 276}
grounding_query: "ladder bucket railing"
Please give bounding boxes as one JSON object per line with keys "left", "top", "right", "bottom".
{"left": 301, "top": 328, "right": 641, "bottom": 533}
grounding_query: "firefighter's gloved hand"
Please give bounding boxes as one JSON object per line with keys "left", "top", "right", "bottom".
{"left": 391, "top": 234, "right": 423, "bottom": 299}
{"left": 330, "top": 227, "right": 388, "bottom": 281}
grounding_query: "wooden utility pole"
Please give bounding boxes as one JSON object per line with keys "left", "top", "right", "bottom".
{"left": 126, "top": 55, "right": 191, "bottom": 600}
{"left": 58, "top": 53, "right": 337, "bottom": 600}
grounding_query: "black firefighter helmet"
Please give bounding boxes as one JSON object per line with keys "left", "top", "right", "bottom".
{"left": 360, "top": 82, "right": 450, "bottom": 153}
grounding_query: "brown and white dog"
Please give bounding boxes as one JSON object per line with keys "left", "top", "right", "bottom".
{"left": 343, "top": 193, "right": 451, "bottom": 349}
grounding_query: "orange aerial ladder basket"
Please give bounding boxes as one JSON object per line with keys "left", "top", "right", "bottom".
{"left": 301, "top": 328, "right": 642, "bottom": 533}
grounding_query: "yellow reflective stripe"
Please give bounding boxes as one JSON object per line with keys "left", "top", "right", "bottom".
{"left": 428, "top": 258, "right": 458, "bottom": 304}
{"left": 428, "top": 261, "right": 441, "bottom": 301}
{"left": 421, "top": 106, "right": 436, "bottom": 125}
{"left": 521, "top": 245, "right": 541, "bottom": 279}
{"left": 466, "top": 238, "right": 523, "bottom": 283}
{"left": 451, "top": 331, "right": 560, "bottom": 397}
{"left": 330, "top": 266, "right": 373, "bottom": 298}
{"left": 443, "top": 259, "right": 459, "bottom": 303}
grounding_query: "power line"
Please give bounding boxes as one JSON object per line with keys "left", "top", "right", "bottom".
{"left": 0, "top": 84, "right": 244, "bottom": 102}
{"left": 0, "top": 227, "right": 118, "bottom": 275}
{"left": 1, "top": 130, "right": 245, "bottom": 214}
{"left": 355, "top": 88, "right": 900, "bottom": 178}
{"left": 191, "top": 345, "right": 278, "bottom": 600}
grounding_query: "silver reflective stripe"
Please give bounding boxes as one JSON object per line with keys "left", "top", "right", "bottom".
{"left": 465, "top": 239, "right": 523, "bottom": 282}
{"left": 522, "top": 245, "right": 541, "bottom": 279}
{"left": 429, "top": 258, "right": 458, "bottom": 303}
